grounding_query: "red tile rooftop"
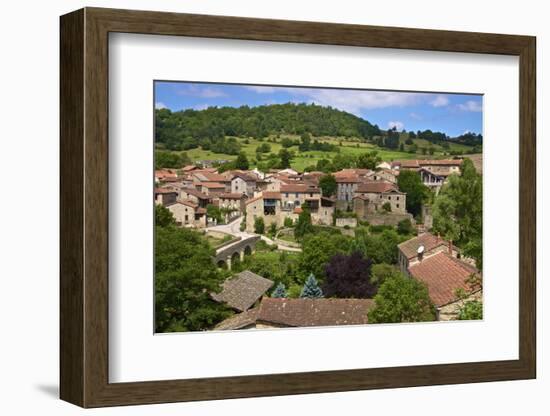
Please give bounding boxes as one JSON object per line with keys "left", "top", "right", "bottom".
{"left": 408, "top": 252, "right": 480, "bottom": 307}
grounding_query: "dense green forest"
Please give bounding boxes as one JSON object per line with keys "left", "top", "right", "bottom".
{"left": 155, "top": 103, "right": 382, "bottom": 151}
{"left": 155, "top": 103, "right": 482, "bottom": 158}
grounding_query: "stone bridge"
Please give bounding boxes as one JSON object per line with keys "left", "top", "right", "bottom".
{"left": 214, "top": 235, "right": 260, "bottom": 270}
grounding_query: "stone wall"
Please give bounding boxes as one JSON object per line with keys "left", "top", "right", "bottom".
{"left": 335, "top": 218, "right": 358, "bottom": 228}
{"left": 438, "top": 290, "right": 483, "bottom": 321}
{"left": 364, "top": 212, "right": 415, "bottom": 226}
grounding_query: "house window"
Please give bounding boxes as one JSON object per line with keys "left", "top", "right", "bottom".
{"left": 295, "top": 193, "right": 299, "bottom": 198}
{"left": 396, "top": 204, "right": 400, "bottom": 208}
{"left": 396, "top": 196, "right": 400, "bottom": 200}
{"left": 185, "top": 215, "right": 189, "bottom": 222}
{"left": 388, "top": 196, "right": 391, "bottom": 200}
{"left": 285, "top": 193, "right": 289, "bottom": 198}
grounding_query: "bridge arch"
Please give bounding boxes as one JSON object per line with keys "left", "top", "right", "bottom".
{"left": 214, "top": 235, "right": 260, "bottom": 270}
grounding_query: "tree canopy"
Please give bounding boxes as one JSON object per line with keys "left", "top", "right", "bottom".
{"left": 432, "top": 158, "right": 482, "bottom": 267}
{"left": 323, "top": 251, "right": 377, "bottom": 298}
{"left": 368, "top": 275, "right": 436, "bottom": 323}
{"left": 155, "top": 226, "right": 231, "bottom": 332}
{"left": 397, "top": 169, "right": 429, "bottom": 217}
{"left": 299, "top": 232, "right": 352, "bottom": 282}
{"left": 318, "top": 174, "right": 337, "bottom": 197}
{"left": 300, "top": 274, "right": 324, "bottom": 298}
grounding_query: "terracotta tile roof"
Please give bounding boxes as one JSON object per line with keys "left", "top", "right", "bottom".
{"left": 196, "top": 207, "right": 207, "bottom": 215}
{"left": 355, "top": 181, "right": 399, "bottom": 194}
{"left": 262, "top": 192, "right": 282, "bottom": 199}
{"left": 398, "top": 232, "right": 454, "bottom": 260}
{"left": 408, "top": 252, "right": 480, "bottom": 307}
{"left": 155, "top": 169, "right": 178, "bottom": 178}
{"left": 211, "top": 271, "right": 274, "bottom": 312}
{"left": 175, "top": 199, "right": 198, "bottom": 209}
{"left": 214, "top": 308, "right": 259, "bottom": 330}
{"left": 180, "top": 187, "right": 210, "bottom": 200}
{"left": 280, "top": 183, "right": 320, "bottom": 193}
{"left": 192, "top": 171, "right": 228, "bottom": 182}
{"left": 256, "top": 298, "right": 375, "bottom": 327}
{"left": 216, "top": 193, "right": 248, "bottom": 200}
{"left": 199, "top": 182, "right": 226, "bottom": 188}
{"left": 394, "top": 159, "right": 463, "bottom": 169}
{"left": 154, "top": 188, "right": 178, "bottom": 194}
{"left": 229, "top": 171, "right": 258, "bottom": 182}
{"left": 181, "top": 165, "right": 200, "bottom": 172}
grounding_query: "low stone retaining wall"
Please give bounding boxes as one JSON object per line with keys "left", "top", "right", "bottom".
{"left": 364, "top": 213, "right": 415, "bottom": 226}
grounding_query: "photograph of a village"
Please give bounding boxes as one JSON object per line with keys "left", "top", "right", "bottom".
{"left": 154, "top": 82, "right": 483, "bottom": 333}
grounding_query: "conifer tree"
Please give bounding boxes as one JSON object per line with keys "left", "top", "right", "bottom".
{"left": 300, "top": 274, "right": 323, "bottom": 298}
{"left": 272, "top": 282, "right": 287, "bottom": 298}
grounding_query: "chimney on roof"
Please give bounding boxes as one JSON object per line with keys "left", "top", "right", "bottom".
{"left": 417, "top": 245, "right": 425, "bottom": 262}
{"left": 448, "top": 240, "right": 453, "bottom": 255}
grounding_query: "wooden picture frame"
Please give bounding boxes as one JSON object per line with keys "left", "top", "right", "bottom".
{"left": 60, "top": 7, "right": 536, "bottom": 408}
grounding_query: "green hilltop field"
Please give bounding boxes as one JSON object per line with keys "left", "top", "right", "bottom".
{"left": 154, "top": 103, "right": 481, "bottom": 172}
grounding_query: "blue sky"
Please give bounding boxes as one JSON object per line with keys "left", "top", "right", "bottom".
{"left": 154, "top": 81, "right": 483, "bottom": 138}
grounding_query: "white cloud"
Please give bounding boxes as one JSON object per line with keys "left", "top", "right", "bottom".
{"left": 155, "top": 102, "right": 167, "bottom": 109}
{"left": 388, "top": 121, "right": 404, "bottom": 130}
{"left": 430, "top": 95, "right": 449, "bottom": 107}
{"left": 285, "top": 89, "right": 422, "bottom": 115}
{"left": 409, "top": 112, "right": 422, "bottom": 120}
{"left": 176, "top": 85, "right": 227, "bottom": 98}
{"left": 244, "top": 86, "right": 278, "bottom": 94}
{"left": 193, "top": 104, "right": 210, "bottom": 111}
{"left": 458, "top": 100, "right": 482, "bottom": 112}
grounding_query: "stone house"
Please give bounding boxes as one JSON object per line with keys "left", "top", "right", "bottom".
{"left": 178, "top": 187, "right": 211, "bottom": 209}
{"left": 335, "top": 175, "right": 361, "bottom": 206}
{"left": 197, "top": 181, "right": 226, "bottom": 195}
{"left": 418, "top": 167, "right": 445, "bottom": 193}
{"left": 211, "top": 270, "right": 274, "bottom": 312}
{"left": 280, "top": 183, "right": 321, "bottom": 211}
{"left": 154, "top": 168, "right": 178, "bottom": 183}
{"left": 154, "top": 188, "right": 178, "bottom": 206}
{"left": 229, "top": 172, "right": 257, "bottom": 196}
{"left": 397, "top": 232, "right": 459, "bottom": 276}
{"left": 215, "top": 193, "right": 248, "bottom": 215}
{"left": 352, "top": 181, "right": 406, "bottom": 215}
{"left": 407, "top": 250, "right": 481, "bottom": 321}
{"left": 167, "top": 200, "right": 207, "bottom": 228}
{"left": 371, "top": 168, "right": 398, "bottom": 184}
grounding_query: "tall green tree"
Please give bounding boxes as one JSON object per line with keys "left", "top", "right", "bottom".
{"left": 432, "top": 159, "right": 482, "bottom": 266}
{"left": 254, "top": 217, "right": 265, "bottom": 234}
{"left": 155, "top": 204, "right": 176, "bottom": 227}
{"left": 300, "top": 274, "right": 323, "bottom": 298}
{"left": 352, "top": 228, "right": 402, "bottom": 264}
{"left": 299, "top": 232, "right": 352, "bottom": 281}
{"left": 206, "top": 204, "right": 223, "bottom": 224}
{"left": 235, "top": 151, "right": 249, "bottom": 170}
{"left": 155, "top": 226, "right": 231, "bottom": 332}
{"left": 318, "top": 174, "right": 337, "bottom": 197}
{"left": 356, "top": 151, "right": 381, "bottom": 170}
{"left": 397, "top": 169, "right": 429, "bottom": 217}
{"left": 368, "top": 276, "right": 436, "bottom": 323}
{"left": 294, "top": 206, "right": 314, "bottom": 239}
{"left": 278, "top": 148, "right": 292, "bottom": 169}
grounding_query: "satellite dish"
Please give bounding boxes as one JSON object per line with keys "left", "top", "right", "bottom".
{"left": 417, "top": 245, "right": 425, "bottom": 254}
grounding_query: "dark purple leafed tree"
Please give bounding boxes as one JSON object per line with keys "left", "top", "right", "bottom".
{"left": 323, "top": 251, "right": 376, "bottom": 298}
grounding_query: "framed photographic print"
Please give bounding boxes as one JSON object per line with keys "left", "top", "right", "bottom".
{"left": 60, "top": 7, "right": 536, "bottom": 408}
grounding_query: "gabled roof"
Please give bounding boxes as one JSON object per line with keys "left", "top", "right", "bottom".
{"left": 408, "top": 252, "right": 480, "bottom": 307}
{"left": 173, "top": 199, "right": 198, "bottom": 209}
{"left": 192, "top": 171, "right": 229, "bottom": 182}
{"left": 256, "top": 298, "right": 374, "bottom": 327}
{"left": 180, "top": 187, "right": 210, "bottom": 200}
{"left": 398, "top": 232, "right": 454, "bottom": 260}
{"left": 262, "top": 192, "right": 282, "bottom": 199}
{"left": 214, "top": 308, "right": 259, "bottom": 330}
{"left": 280, "top": 183, "right": 320, "bottom": 193}
{"left": 215, "top": 193, "right": 248, "bottom": 200}
{"left": 355, "top": 181, "right": 400, "bottom": 194}
{"left": 211, "top": 271, "right": 274, "bottom": 312}
{"left": 154, "top": 188, "right": 178, "bottom": 195}
{"left": 199, "top": 181, "right": 226, "bottom": 188}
